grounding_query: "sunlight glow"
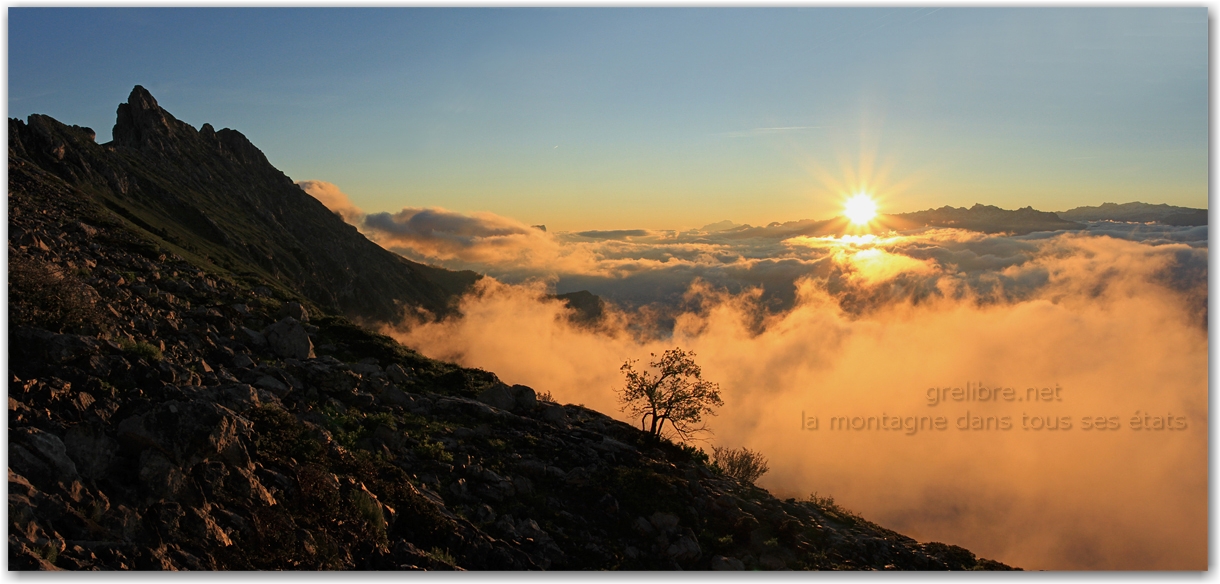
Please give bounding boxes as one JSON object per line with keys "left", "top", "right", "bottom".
{"left": 844, "top": 193, "right": 878, "bottom": 225}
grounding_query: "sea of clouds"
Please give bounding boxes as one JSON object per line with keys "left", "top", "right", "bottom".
{"left": 301, "top": 180, "right": 1208, "bottom": 570}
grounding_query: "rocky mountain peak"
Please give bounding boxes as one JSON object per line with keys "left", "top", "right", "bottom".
{"left": 112, "top": 85, "right": 196, "bottom": 154}
{"left": 8, "top": 87, "right": 1017, "bottom": 572}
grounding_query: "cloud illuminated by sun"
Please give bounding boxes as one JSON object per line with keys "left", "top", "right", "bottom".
{"left": 844, "top": 193, "right": 878, "bottom": 225}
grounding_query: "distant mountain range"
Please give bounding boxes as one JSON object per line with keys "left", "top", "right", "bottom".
{"left": 698, "top": 201, "right": 1206, "bottom": 241}
{"left": 887, "top": 204, "right": 1081, "bottom": 235}
{"left": 1056, "top": 202, "right": 1208, "bottom": 226}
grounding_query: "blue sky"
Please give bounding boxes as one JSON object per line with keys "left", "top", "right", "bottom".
{"left": 8, "top": 8, "right": 1208, "bottom": 231}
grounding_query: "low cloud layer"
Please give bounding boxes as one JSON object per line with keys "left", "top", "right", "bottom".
{"left": 355, "top": 204, "right": 1206, "bottom": 321}
{"left": 380, "top": 215, "right": 1208, "bottom": 570}
{"left": 296, "top": 180, "right": 364, "bottom": 223}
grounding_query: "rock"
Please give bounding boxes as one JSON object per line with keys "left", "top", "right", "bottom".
{"left": 540, "top": 403, "right": 568, "bottom": 425}
{"left": 385, "top": 364, "right": 414, "bottom": 386}
{"left": 517, "top": 518, "right": 548, "bottom": 541}
{"left": 476, "top": 383, "right": 516, "bottom": 411}
{"left": 476, "top": 383, "right": 539, "bottom": 413}
{"left": 512, "top": 384, "right": 537, "bottom": 411}
{"left": 227, "top": 466, "right": 277, "bottom": 506}
{"left": 649, "top": 511, "right": 680, "bottom": 534}
{"left": 253, "top": 375, "right": 290, "bottom": 397}
{"left": 666, "top": 535, "right": 701, "bottom": 563}
{"left": 239, "top": 327, "right": 267, "bottom": 350}
{"left": 348, "top": 362, "right": 381, "bottom": 376}
{"left": 515, "top": 459, "right": 546, "bottom": 477}
{"left": 493, "top": 514, "right": 520, "bottom": 540}
{"left": 182, "top": 507, "right": 232, "bottom": 547}
{"left": 231, "top": 353, "right": 255, "bottom": 369}
{"left": 711, "top": 555, "right": 745, "bottom": 570}
{"left": 137, "top": 450, "right": 188, "bottom": 500}
{"left": 379, "top": 386, "right": 415, "bottom": 408}
{"left": 116, "top": 400, "right": 253, "bottom": 468}
{"left": 278, "top": 301, "right": 309, "bottom": 322}
{"left": 476, "top": 504, "right": 497, "bottom": 524}
{"left": 76, "top": 223, "right": 99, "bottom": 238}
{"left": 598, "top": 493, "right": 620, "bottom": 516}
{"left": 449, "top": 478, "right": 469, "bottom": 499}
{"left": 220, "top": 383, "right": 260, "bottom": 412}
{"left": 262, "top": 317, "right": 315, "bottom": 360}
{"left": 62, "top": 425, "right": 118, "bottom": 480}
{"left": 12, "top": 427, "right": 79, "bottom": 482}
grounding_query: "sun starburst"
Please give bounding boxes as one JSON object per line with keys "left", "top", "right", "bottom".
{"left": 844, "top": 193, "right": 878, "bottom": 225}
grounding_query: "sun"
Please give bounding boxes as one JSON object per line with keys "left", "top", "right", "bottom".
{"left": 843, "top": 193, "right": 878, "bottom": 225}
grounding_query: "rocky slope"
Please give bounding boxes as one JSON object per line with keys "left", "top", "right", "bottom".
{"left": 9, "top": 93, "right": 1016, "bottom": 572}
{"left": 9, "top": 86, "right": 479, "bottom": 324}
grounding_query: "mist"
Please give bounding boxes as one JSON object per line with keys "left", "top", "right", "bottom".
{"left": 383, "top": 229, "right": 1207, "bottom": 570}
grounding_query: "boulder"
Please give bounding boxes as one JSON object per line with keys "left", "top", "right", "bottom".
{"left": 12, "top": 427, "right": 78, "bottom": 482}
{"left": 476, "top": 383, "right": 516, "bottom": 411}
{"left": 512, "top": 384, "right": 537, "bottom": 411}
{"left": 386, "top": 363, "right": 415, "bottom": 385}
{"left": 116, "top": 400, "right": 253, "bottom": 468}
{"left": 239, "top": 327, "right": 267, "bottom": 350}
{"left": 666, "top": 535, "right": 702, "bottom": 563}
{"left": 262, "top": 317, "right": 314, "bottom": 360}
{"left": 476, "top": 383, "right": 538, "bottom": 413}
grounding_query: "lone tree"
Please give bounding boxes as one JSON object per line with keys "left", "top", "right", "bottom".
{"left": 619, "top": 348, "right": 723, "bottom": 440}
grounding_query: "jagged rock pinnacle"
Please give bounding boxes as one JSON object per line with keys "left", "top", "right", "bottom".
{"left": 112, "top": 85, "right": 194, "bottom": 154}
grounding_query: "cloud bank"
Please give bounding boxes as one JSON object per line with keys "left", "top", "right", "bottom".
{"left": 296, "top": 180, "right": 364, "bottom": 223}
{"left": 354, "top": 204, "right": 1206, "bottom": 316}
{"left": 375, "top": 207, "right": 1207, "bottom": 571}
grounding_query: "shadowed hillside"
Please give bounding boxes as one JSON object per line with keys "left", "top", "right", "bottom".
{"left": 8, "top": 87, "right": 1016, "bottom": 571}
{"left": 9, "top": 86, "right": 479, "bottom": 323}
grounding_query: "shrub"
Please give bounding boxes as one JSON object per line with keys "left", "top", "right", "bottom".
{"left": 808, "top": 492, "right": 863, "bottom": 526}
{"left": 416, "top": 439, "right": 453, "bottom": 462}
{"left": 349, "top": 490, "right": 388, "bottom": 546}
{"left": 712, "top": 446, "right": 770, "bottom": 484}
{"left": 119, "top": 338, "right": 163, "bottom": 362}
{"left": 426, "top": 547, "right": 455, "bottom": 566}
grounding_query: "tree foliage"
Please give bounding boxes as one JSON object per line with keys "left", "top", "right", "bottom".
{"left": 619, "top": 348, "right": 723, "bottom": 440}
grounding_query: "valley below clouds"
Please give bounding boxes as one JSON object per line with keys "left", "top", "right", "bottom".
{"left": 305, "top": 182, "right": 1208, "bottom": 570}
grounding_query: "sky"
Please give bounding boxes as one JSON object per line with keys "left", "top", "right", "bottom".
{"left": 8, "top": 8, "right": 1208, "bottom": 231}
{"left": 5, "top": 8, "right": 1210, "bottom": 569}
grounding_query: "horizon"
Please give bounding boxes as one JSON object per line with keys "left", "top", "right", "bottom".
{"left": 6, "top": 7, "right": 1209, "bottom": 572}
{"left": 8, "top": 8, "right": 1208, "bottom": 231}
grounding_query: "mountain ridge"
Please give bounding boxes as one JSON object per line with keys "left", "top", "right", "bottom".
{"left": 1056, "top": 201, "right": 1207, "bottom": 225}
{"left": 8, "top": 86, "right": 1016, "bottom": 571}
{"left": 9, "top": 85, "right": 480, "bottom": 324}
